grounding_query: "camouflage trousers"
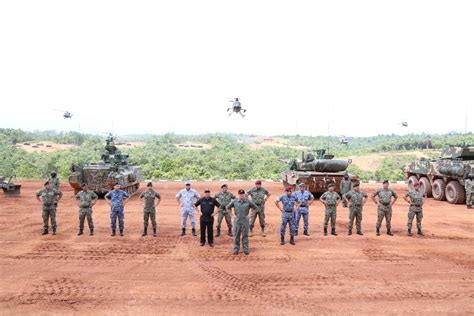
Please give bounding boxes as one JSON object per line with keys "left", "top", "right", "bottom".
{"left": 280, "top": 212, "right": 296, "bottom": 237}
{"left": 376, "top": 205, "right": 392, "bottom": 230}
{"left": 144, "top": 208, "right": 157, "bottom": 229}
{"left": 42, "top": 207, "right": 57, "bottom": 230}
{"left": 341, "top": 192, "right": 350, "bottom": 207}
{"left": 234, "top": 218, "right": 250, "bottom": 253}
{"left": 407, "top": 206, "right": 423, "bottom": 230}
{"left": 323, "top": 207, "right": 337, "bottom": 229}
{"left": 181, "top": 207, "right": 195, "bottom": 229}
{"left": 295, "top": 207, "right": 309, "bottom": 233}
{"left": 466, "top": 190, "right": 473, "bottom": 207}
{"left": 250, "top": 205, "right": 265, "bottom": 230}
{"left": 348, "top": 206, "right": 363, "bottom": 231}
{"left": 79, "top": 208, "right": 94, "bottom": 230}
{"left": 216, "top": 208, "right": 232, "bottom": 230}
{"left": 110, "top": 206, "right": 125, "bottom": 230}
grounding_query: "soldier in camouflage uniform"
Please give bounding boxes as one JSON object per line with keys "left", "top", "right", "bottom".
{"left": 36, "top": 181, "right": 63, "bottom": 235}
{"left": 292, "top": 183, "right": 314, "bottom": 236}
{"left": 105, "top": 183, "right": 130, "bottom": 236}
{"left": 403, "top": 181, "right": 426, "bottom": 236}
{"left": 339, "top": 172, "right": 352, "bottom": 208}
{"left": 465, "top": 175, "right": 474, "bottom": 209}
{"left": 49, "top": 171, "right": 60, "bottom": 208}
{"left": 75, "top": 183, "right": 98, "bottom": 236}
{"left": 372, "top": 180, "right": 398, "bottom": 236}
{"left": 320, "top": 183, "right": 341, "bottom": 236}
{"left": 343, "top": 183, "right": 368, "bottom": 235}
{"left": 247, "top": 180, "right": 271, "bottom": 237}
{"left": 140, "top": 182, "right": 161, "bottom": 237}
{"left": 214, "top": 184, "right": 235, "bottom": 237}
{"left": 227, "top": 189, "right": 258, "bottom": 255}
{"left": 275, "top": 187, "right": 299, "bottom": 246}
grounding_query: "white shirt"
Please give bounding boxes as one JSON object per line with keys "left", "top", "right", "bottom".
{"left": 176, "top": 188, "right": 200, "bottom": 208}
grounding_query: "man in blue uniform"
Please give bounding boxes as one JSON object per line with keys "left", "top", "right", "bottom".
{"left": 275, "top": 187, "right": 300, "bottom": 246}
{"left": 292, "top": 183, "right": 314, "bottom": 236}
{"left": 105, "top": 183, "right": 130, "bottom": 236}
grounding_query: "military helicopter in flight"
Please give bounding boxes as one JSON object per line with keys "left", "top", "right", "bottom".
{"left": 339, "top": 135, "right": 349, "bottom": 145}
{"left": 54, "top": 109, "right": 73, "bottom": 119}
{"left": 400, "top": 121, "right": 408, "bottom": 127}
{"left": 227, "top": 98, "right": 247, "bottom": 117}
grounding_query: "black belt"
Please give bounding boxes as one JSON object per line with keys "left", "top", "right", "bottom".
{"left": 381, "top": 203, "right": 390, "bottom": 206}
{"left": 284, "top": 211, "right": 293, "bottom": 213}
{"left": 410, "top": 204, "right": 422, "bottom": 207}
{"left": 299, "top": 205, "right": 308, "bottom": 208}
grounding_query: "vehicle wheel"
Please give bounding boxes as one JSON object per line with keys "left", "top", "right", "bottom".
{"left": 419, "top": 177, "right": 432, "bottom": 197}
{"left": 432, "top": 179, "right": 446, "bottom": 201}
{"left": 408, "top": 176, "right": 418, "bottom": 189}
{"left": 445, "top": 181, "right": 466, "bottom": 204}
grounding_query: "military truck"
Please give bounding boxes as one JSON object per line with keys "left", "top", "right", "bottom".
{"left": 69, "top": 135, "right": 143, "bottom": 196}
{"left": 1, "top": 176, "right": 21, "bottom": 196}
{"left": 404, "top": 145, "right": 474, "bottom": 204}
{"left": 281, "top": 149, "right": 359, "bottom": 196}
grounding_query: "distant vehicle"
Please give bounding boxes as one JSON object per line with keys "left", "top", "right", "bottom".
{"left": 1, "top": 176, "right": 21, "bottom": 196}
{"left": 404, "top": 145, "right": 474, "bottom": 204}
{"left": 54, "top": 109, "right": 73, "bottom": 119}
{"left": 227, "top": 98, "right": 247, "bottom": 117}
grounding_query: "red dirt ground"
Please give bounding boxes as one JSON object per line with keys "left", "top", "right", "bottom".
{"left": 0, "top": 181, "right": 473, "bottom": 315}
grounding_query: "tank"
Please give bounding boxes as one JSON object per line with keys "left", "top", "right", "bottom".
{"left": 1, "top": 176, "right": 21, "bottom": 196}
{"left": 281, "top": 149, "right": 359, "bottom": 195}
{"left": 403, "top": 145, "right": 474, "bottom": 204}
{"left": 68, "top": 134, "right": 143, "bottom": 196}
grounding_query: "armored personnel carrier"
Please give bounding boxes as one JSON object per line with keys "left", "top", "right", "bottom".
{"left": 69, "top": 135, "right": 143, "bottom": 196}
{"left": 404, "top": 145, "right": 474, "bottom": 204}
{"left": 281, "top": 149, "right": 359, "bottom": 195}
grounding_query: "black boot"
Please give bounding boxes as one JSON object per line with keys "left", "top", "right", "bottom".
{"left": 303, "top": 230, "right": 309, "bottom": 236}
{"left": 192, "top": 228, "right": 197, "bottom": 236}
{"left": 348, "top": 229, "right": 352, "bottom": 236}
{"left": 408, "top": 228, "right": 413, "bottom": 236}
{"left": 216, "top": 227, "right": 221, "bottom": 237}
{"left": 228, "top": 227, "right": 233, "bottom": 237}
{"left": 280, "top": 236, "right": 285, "bottom": 245}
{"left": 120, "top": 229, "right": 124, "bottom": 236}
{"left": 153, "top": 228, "right": 157, "bottom": 237}
{"left": 324, "top": 228, "right": 328, "bottom": 236}
{"left": 295, "top": 231, "right": 299, "bottom": 236}
{"left": 387, "top": 229, "right": 394, "bottom": 236}
{"left": 331, "top": 228, "right": 338, "bottom": 236}
{"left": 90, "top": 229, "right": 94, "bottom": 236}
{"left": 42, "top": 229, "right": 48, "bottom": 235}
{"left": 142, "top": 228, "right": 147, "bottom": 237}
{"left": 417, "top": 228, "right": 424, "bottom": 236}
{"left": 181, "top": 228, "right": 185, "bottom": 236}
{"left": 111, "top": 229, "right": 116, "bottom": 236}
{"left": 78, "top": 229, "right": 83, "bottom": 236}
{"left": 290, "top": 236, "right": 295, "bottom": 245}
{"left": 52, "top": 228, "right": 56, "bottom": 236}
{"left": 357, "top": 230, "right": 364, "bottom": 236}
{"left": 376, "top": 228, "right": 380, "bottom": 236}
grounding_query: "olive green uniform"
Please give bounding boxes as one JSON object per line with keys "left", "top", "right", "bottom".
{"left": 405, "top": 189, "right": 425, "bottom": 230}
{"left": 465, "top": 179, "right": 474, "bottom": 208}
{"left": 247, "top": 187, "right": 270, "bottom": 231}
{"left": 75, "top": 190, "right": 98, "bottom": 231}
{"left": 227, "top": 199, "right": 258, "bottom": 254}
{"left": 320, "top": 191, "right": 341, "bottom": 230}
{"left": 36, "top": 188, "right": 63, "bottom": 232}
{"left": 373, "top": 188, "right": 398, "bottom": 231}
{"left": 140, "top": 189, "right": 161, "bottom": 230}
{"left": 214, "top": 191, "right": 236, "bottom": 231}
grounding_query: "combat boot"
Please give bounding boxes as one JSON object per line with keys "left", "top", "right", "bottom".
{"left": 228, "top": 227, "right": 233, "bottom": 237}
{"left": 111, "top": 229, "right": 116, "bottom": 236}
{"left": 153, "top": 228, "right": 157, "bottom": 237}
{"left": 52, "top": 228, "right": 57, "bottom": 235}
{"left": 376, "top": 228, "right": 380, "bottom": 236}
{"left": 280, "top": 236, "right": 285, "bottom": 245}
{"left": 192, "top": 228, "right": 197, "bottom": 236}
{"left": 261, "top": 227, "right": 266, "bottom": 237}
{"left": 120, "top": 229, "right": 124, "bottom": 236}
{"left": 324, "top": 228, "right": 328, "bottom": 236}
{"left": 90, "top": 229, "right": 94, "bottom": 236}
{"left": 408, "top": 229, "right": 413, "bottom": 236}
{"left": 417, "top": 229, "right": 424, "bottom": 236}
{"left": 142, "top": 228, "right": 147, "bottom": 237}
{"left": 181, "top": 228, "right": 185, "bottom": 236}
{"left": 42, "top": 229, "right": 48, "bottom": 235}
{"left": 78, "top": 229, "right": 83, "bottom": 236}
{"left": 303, "top": 230, "right": 309, "bottom": 236}
{"left": 216, "top": 227, "right": 221, "bottom": 237}
{"left": 290, "top": 236, "right": 295, "bottom": 245}
{"left": 295, "top": 231, "right": 298, "bottom": 236}
{"left": 387, "top": 229, "right": 394, "bottom": 236}
{"left": 357, "top": 230, "right": 364, "bottom": 236}
{"left": 331, "top": 229, "right": 338, "bottom": 236}
{"left": 348, "top": 229, "right": 352, "bottom": 236}
{"left": 467, "top": 205, "right": 472, "bottom": 209}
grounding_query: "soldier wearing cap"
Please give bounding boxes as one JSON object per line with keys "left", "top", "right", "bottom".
{"left": 139, "top": 182, "right": 161, "bottom": 237}
{"left": 403, "top": 181, "right": 426, "bottom": 236}
{"left": 48, "top": 171, "right": 60, "bottom": 208}
{"left": 176, "top": 181, "right": 200, "bottom": 236}
{"left": 36, "top": 181, "right": 63, "bottom": 235}
{"left": 214, "top": 184, "right": 236, "bottom": 237}
{"left": 339, "top": 172, "right": 352, "bottom": 208}
{"left": 105, "top": 183, "right": 130, "bottom": 236}
{"left": 343, "top": 182, "right": 368, "bottom": 235}
{"left": 372, "top": 180, "right": 398, "bottom": 236}
{"left": 247, "top": 180, "right": 271, "bottom": 237}
{"left": 320, "top": 183, "right": 341, "bottom": 236}
{"left": 276, "top": 187, "right": 299, "bottom": 245}
{"left": 292, "top": 183, "right": 314, "bottom": 236}
{"left": 195, "top": 189, "right": 220, "bottom": 247}
{"left": 75, "top": 183, "right": 98, "bottom": 236}
{"left": 227, "top": 189, "right": 258, "bottom": 255}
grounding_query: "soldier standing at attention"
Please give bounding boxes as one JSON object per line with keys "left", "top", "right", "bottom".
{"left": 339, "top": 172, "right": 352, "bottom": 208}
{"left": 195, "top": 189, "right": 220, "bottom": 247}
{"left": 49, "top": 171, "right": 60, "bottom": 208}
{"left": 465, "top": 175, "right": 474, "bottom": 209}
{"left": 343, "top": 182, "right": 368, "bottom": 235}
{"left": 292, "top": 183, "right": 314, "bottom": 236}
{"left": 403, "top": 181, "right": 426, "bottom": 236}
{"left": 176, "top": 181, "right": 200, "bottom": 236}
{"left": 214, "top": 184, "right": 235, "bottom": 237}
{"left": 140, "top": 182, "right": 161, "bottom": 237}
{"left": 372, "top": 180, "right": 398, "bottom": 236}
{"left": 36, "top": 181, "right": 63, "bottom": 235}
{"left": 247, "top": 180, "right": 271, "bottom": 237}
{"left": 105, "top": 183, "right": 130, "bottom": 237}
{"left": 75, "top": 183, "right": 98, "bottom": 236}
{"left": 275, "top": 187, "right": 299, "bottom": 246}
{"left": 320, "top": 183, "right": 341, "bottom": 236}
{"left": 227, "top": 189, "right": 258, "bottom": 255}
